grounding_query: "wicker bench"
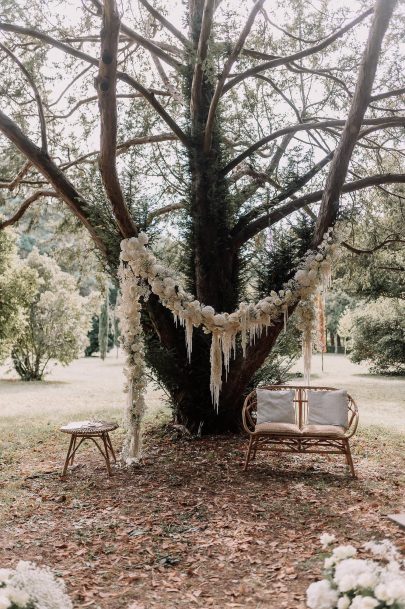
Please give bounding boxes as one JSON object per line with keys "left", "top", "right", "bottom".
{"left": 242, "top": 385, "right": 359, "bottom": 477}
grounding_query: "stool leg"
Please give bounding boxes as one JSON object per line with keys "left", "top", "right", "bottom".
{"left": 70, "top": 435, "right": 77, "bottom": 465}
{"left": 105, "top": 433, "right": 117, "bottom": 463}
{"left": 62, "top": 435, "right": 75, "bottom": 477}
{"left": 101, "top": 433, "right": 113, "bottom": 476}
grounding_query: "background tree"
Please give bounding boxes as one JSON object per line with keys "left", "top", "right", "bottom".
{"left": 11, "top": 249, "right": 95, "bottom": 380}
{"left": 338, "top": 299, "right": 405, "bottom": 375}
{"left": 0, "top": 228, "right": 37, "bottom": 361}
{"left": 98, "top": 284, "right": 110, "bottom": 360}
{"left": 0, "top": 0, "right": 404, "bottom": 431}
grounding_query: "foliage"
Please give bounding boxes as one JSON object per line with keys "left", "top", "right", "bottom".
{"left": 338, "top": 299, "right": 405, "bottom": 375}
{"left": 11, "top": 249, "right": 95, "bottom": 380}
{"left": 0, "top": 228, "right": 37, "bottom": 363}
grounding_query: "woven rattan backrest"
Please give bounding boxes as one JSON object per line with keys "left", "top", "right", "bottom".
{"left": 243, "top": 385, "right": 357, "bottom": 432}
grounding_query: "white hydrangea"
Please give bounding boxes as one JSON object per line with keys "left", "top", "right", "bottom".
{"left": 349, "top": 596, "right": 379, "bottom": 609}
{"left": 307, "top": 579, "right": 339, "bottom": 609}
{"left": 364, "top": 540, "right": 400, "bottom": 562}
{"left": 337, "top": 595, "right": 351, "bottom": 609}
{"left": 0, "top": 562, "right": 72, "bottom": 609}
{"left": 334, "top": 558, "right": 376, "bottom": 592}
{"left": 320, "top": 533, "right": 336, "bottom": 549}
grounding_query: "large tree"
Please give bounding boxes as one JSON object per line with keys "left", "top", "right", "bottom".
{"left": 0, "top": 0, "right": 404, "bottom": 432}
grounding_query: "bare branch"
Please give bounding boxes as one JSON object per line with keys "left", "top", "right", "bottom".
{"left": 232, "top": 151, "right": 334, "bottom": 235}
{"left": 61, "top": 133, "right": 178, "bottom": 170}
{"left": 222, "top": 8, "right": 373, "bottom": 94}
{"left": 190, "top": 0, "right": 215, "bottom": 116}
{"left": 313, "top": 0, "right": 398, "bottom": 244}
{"left": 95, "top": 0, "right": 138, "bottom": 238}
{"left": 138, "top": 0, "right": 189, "bottom": 47}
{"left": 203, "top": 0, "right": 265, "bottom": 152}
{"left": 341, "top": 237, "right": 405, "bottom": 254}
{"left": 233, "top": 172, "right": 405, "bottom": 248}
{"left": 221, "top": 117, "right": 405, "bottom": 176}
{"left": 0, "top": 108, "right": 107, "bottom": 253}
{"left": 0, "top": 22, "right": 189, "bottom": 145}
{"left": 146, "top": 202, "right": 185, "bottom": 225}
{"left": 0, "top": 190, "right": 58, "bottom": 228}
{"left": 0, "top": 42, "right": 48, "bottom": 153}
{"left": 48, "top": 91, "right": 171, "bottom": 120}
{"left": 151, "top": 56, "right": 184, "bottom": 104}
{"left": 370, "top": 86, "right": 405, "bottom": 102}
{"left": 0, "top": 160, "right": 31, "bottom": 190}
{"left": 89, "top": 0, "right": 183, "bottom": 70}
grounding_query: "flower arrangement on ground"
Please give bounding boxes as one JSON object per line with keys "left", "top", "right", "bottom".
{"left": 0, "top": 562, "right": 72, "bottom": 609}
{"left": 307, "top": 535, "right": 405, "bottom": 609}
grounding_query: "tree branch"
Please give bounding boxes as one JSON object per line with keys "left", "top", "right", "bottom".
{"left": 0, "top": 42, "right": 48, "bottom": 153}
{"left": 313, "top": 0, "right": 398, "bottom": 245}
{"left": 370, "top": 86, "right": 405, "bottom": 102}
{"left": 222, "top": 7, "right": 373, "bottom": 94}
{"left": 61, "top": 133, "right": 178, "bottom": 170}
{"left": 138, "top": 0, "right": 189, "bottom": 47}
{"left": 0, "top": 190, "right": 58, "bottom": 228}
{"left": 0, "top": 160, "right": 31, "bottom": 190}
{"left": 221, "top": 117, "right": 405, "bottom": 176}
{"left": 203, "top": 0, "right": 265, "bottom": 153}
{"left": 95, "top": 0, "right": 138, "bottom": 238}
{"left": 89, "top": 0, "right": 183, "bottom": 70}
{"left": 233, "top": 173, "right": 405, "bottom": 248}
{"left": 341, "top": 237, "right": 405, "bottom": 254}
{"left": 190, "top": 0, "right": 215, "bottom": 116}
{"left": 0, "top": 21, "right": 189, "bottom": 145}
{"left": 146, "top": 202, "right": 185, "bottom": 225}
{"left": 0, "top": 109, "right": 108, "bottom": 253}
{"left": 232, "top": 151, "right": 334, "bottom": 235}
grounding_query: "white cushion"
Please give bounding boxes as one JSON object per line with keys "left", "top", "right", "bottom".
{"left": 256, "top": 389, "right": 295, "bottom": 425}
{"left": 307, "top": 390, "right": 348, "bottom": 428}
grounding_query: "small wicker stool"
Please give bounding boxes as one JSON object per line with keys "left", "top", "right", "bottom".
{"left": 60, "top": 420, "right": 118, "bottom": 477}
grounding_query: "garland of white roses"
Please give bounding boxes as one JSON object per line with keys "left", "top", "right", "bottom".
{"left": 118, "top": 227, "right": 339, "bottom": 444}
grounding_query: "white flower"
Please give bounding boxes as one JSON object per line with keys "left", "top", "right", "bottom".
{"left": 6, "top": 587, "right": 30, "bottom": 605}
{"left": 306, "top": 579, "right": 339, "bottom": 609}
{"left": 349, "top": 596, "right": 379, "bottom": 609}
{"left": 332, "top": 545, "right": 357, "bottom": 562}
{"left": 364, "top": 540, "right": 400, "bottom": 562}
{"left": 137, "top": 232, "right": 149, "bottom": 246}
{"left": 334, "top": 558, "right": 377, "bottom": 593}
{"left": 338, "top": 575, "right": 358, "bottom": 592}
{"left": 337, "top": 596, "right": 351, "bottom": 609}
{"left": 320, "top": 533, "right": 336, "bottom": 549}
{"left": 0, "top": 592, "right": 11, "bottom": 609}
{"left": 0, "top": 570, "right": 11, "bottom": 584}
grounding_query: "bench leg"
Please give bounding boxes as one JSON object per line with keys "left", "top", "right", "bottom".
{"left": 344, "top": 440, "right": 356, "bottom": 478}
{"left": 243, "top": 436, "right": 254, "bottom": 471}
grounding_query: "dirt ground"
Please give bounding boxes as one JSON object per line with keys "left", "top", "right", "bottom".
{"left": 0, "top": 354, "right": 404, "bottom": 608}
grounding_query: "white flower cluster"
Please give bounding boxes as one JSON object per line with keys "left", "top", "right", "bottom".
{"left": 117, "top": 262, "right": 147, "bottom": 464}
{"left": 0, "top": 562, "right": 72, "bottom": 609}
{"left": 307, "top": 536, "right": 405, "bottom": 609}
{"left": 120, "top": 228, "right": 337, "bottom": 408}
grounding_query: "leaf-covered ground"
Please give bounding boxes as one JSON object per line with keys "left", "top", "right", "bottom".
{"left": 1, "top": 421, "right": 404, "bottom": 609}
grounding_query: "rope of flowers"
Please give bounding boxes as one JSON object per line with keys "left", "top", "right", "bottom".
{"left": 118, "top": 227, "right": 339, "bottom": 461}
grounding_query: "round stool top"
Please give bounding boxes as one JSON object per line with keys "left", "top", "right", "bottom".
{"left": 60, "top": 420, "right": 118, "bottom": 435}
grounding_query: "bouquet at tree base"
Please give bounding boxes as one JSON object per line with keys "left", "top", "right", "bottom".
{"left": 307, "top": 535, "right": 405, "bottom": 609}
{"left": 0, "top": 561, "right": 72, "bottom": 609}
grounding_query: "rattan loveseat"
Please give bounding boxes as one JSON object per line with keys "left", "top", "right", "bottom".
{"left": 242, "top": 385, "right": 359, "bottom": 476}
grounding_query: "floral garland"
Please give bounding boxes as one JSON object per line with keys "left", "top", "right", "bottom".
{"left": 117, "top": 262, "right": 147, "bottom": 464}
{"left": 118, "top": 227, "right": 339, "bottom": 428}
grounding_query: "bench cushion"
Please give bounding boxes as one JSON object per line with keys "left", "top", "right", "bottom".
{"left": 256, "top": 389, "right": 295, "bottom": 425}
{"left": 302, "top": 424, "right": 345, "bottom": 437}
{"left": 254, "top": 422, "right": 301, "bottom": 435}
{"left": 307, "top": 389, "right": 348, "bottom": 428}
